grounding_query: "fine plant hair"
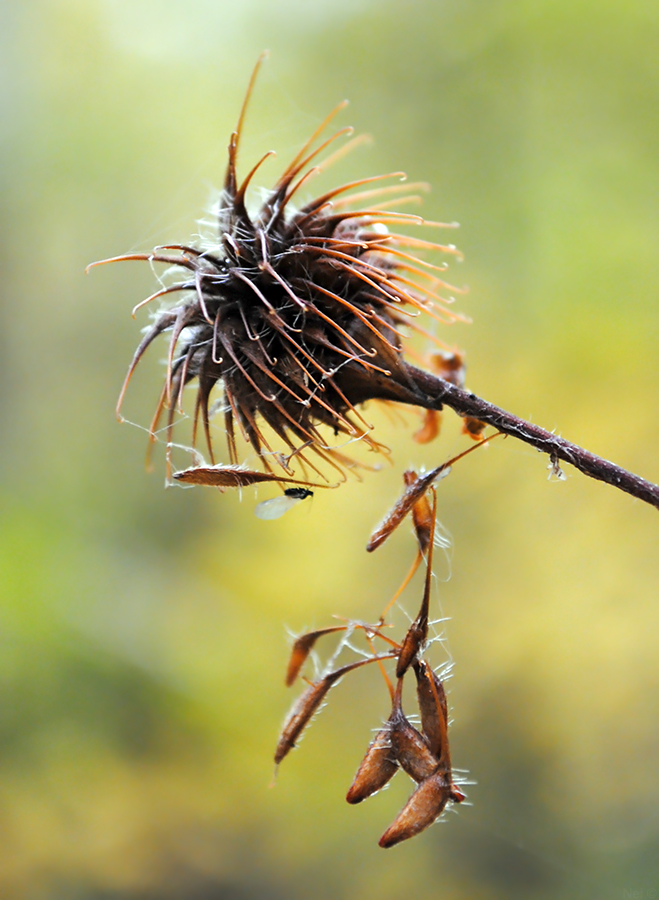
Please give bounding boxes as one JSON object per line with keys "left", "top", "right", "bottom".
{"left": 88, "top": 54, "right": 659, "bottom": 847}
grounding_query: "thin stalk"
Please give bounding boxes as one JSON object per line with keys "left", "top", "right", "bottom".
{"left": 404, "top": 364, "right": 659, "bottom": 511}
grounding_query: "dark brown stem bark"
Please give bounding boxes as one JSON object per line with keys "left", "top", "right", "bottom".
{"left": 404, "top": 364, "right": 659, "bottom": 512}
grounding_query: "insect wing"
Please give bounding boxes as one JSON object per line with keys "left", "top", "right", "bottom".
{"left": 255, "top": 495, "right": 298, "bottom": 520}
{"left": 255, "top": 488, "right": 312, "bottom": 520}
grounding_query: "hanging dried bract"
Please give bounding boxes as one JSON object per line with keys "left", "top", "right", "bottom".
{"left": 274, "top": 527, "right": 467, "bottom": 847}
{"left": 274, "top": 654, "right": 396, "bottom": 767}
{"left": 88, "top": 53, "right": 468, "bottom": 483}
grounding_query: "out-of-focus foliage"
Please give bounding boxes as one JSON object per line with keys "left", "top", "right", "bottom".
{"left": 1, "top": 1, "right": 659, "bottom": 897}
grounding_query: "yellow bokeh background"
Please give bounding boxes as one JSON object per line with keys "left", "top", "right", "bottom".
{"left": 1, "top": 1, "right": 659, "bottom": 898}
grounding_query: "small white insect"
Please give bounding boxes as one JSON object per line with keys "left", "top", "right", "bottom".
{"left": 255, "top": 488, "right": 313, "bottom": 520}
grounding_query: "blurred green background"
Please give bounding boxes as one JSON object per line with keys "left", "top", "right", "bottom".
{"left": 2, "top": 1, "right": 659, "bottom": 898}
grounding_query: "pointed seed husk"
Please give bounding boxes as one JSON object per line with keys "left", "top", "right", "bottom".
{"left": 346, "top": 725, "right": 399, "bottom": 804}
{"left": 378, "top": 770, "right": 453, "bottom": 848}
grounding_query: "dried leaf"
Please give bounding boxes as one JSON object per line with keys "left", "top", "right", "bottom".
{"left": 428, "top": 350, "right": 465, "bottom": 387}
{"left": 462, "top": 416, "right": 487, "bottom": 440}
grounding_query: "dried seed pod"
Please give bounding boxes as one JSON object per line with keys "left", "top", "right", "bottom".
{"left": 396, "top": 612, "right": 428, "bottom": 678}
{"left": 378, "top": 770, "right": 457, "bottom": 848}
{"left": 367, "top": 438, "right": 495, "bottom": 553}
{"left": 286, "top": 620, "right": 395, "bottom": 686}
{"left": 377, "top": 474, "right": 435, "bottom": 621}
{"left": 396, "top": 613, "right": 429, "bottom": 679}
{"left": 367, "top": 467, "right": 447, "bottom": 553}
{"left": 413, "top": 660, "right": 449, "bottom": 763}
{"left": 396, "top": 489, "right": 437, "bottom": 678}
{"left": 405, "top": 471, "right": 434, "bottom": 555}
{"left": 285, "top": 625, "right": 347, "bottom": 686}
{"left": 274, "top": 655, "right": 394, "bottom": 766}
{"left": 173, "top": 465, "right": 328, "bottom": 490}
{"left": 346, "top": 725, "right": 399, "bottom": 804}
{"left": 389, "top": 678, "right": 439, "bottom": 783}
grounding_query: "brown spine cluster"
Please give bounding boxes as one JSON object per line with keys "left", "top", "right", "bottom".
{"left": 88, "top": 53, "right": 470, "bottom": 485}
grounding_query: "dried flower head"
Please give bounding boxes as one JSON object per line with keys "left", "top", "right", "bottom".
{"left": 89, "top": 54, "right": 466, "bottom": 482}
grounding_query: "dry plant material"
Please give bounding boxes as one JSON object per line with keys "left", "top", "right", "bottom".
{"left": 429, "top": 350, "right": 466, "bottom": 387}
{"left": 388, "top": 678, "right": 440, "bottom": 782}
{"left": 173, "top": 464, "right": 329, "bottom": 490}
{"left": 376, "top": 470, "right": 441, "bottom": 619}
{"left": 395, "top": 487, "right": 437, "bottom": 678}
{"left": 409, "top": 471, "right": 435, "bottom": 554}
{"left": 367, "top": 436, "right": 499, "bottom": 553}
{"left": 462, "top": 416, "right": 488, "bottom": 440}
{"left": 346, "top": 725, "right": 400, "bottom": 804}
{"left": 379, "top": 771, "right": 465, "bottom": 849}
{"left": 285, "top": 625, "right": 348, "bottom": 686}
{"left": 275, "top": 481, "right": 465, "bottom": 847}
{"left": 96, "top": 52, "right": 659, "bottom": 856}
{"left": 90, "top": 52, "right": 474, "bottom": 486}
{"left": 274, "top": 654, "right": 395, "bottom": 766}
{"left": 413, "top": 659, "right": 449, "bottom": 761}
{"left": 413, "top": 408, "right": 441, "bottom": 444}
{"left": 93, "top": 58, "right": 659, "bottom": 503}
{"left": 413, "top": 350, "right": 465, "bottom": 443}
{"left": 285, "top": 620, "right": 393, "bottom": 687}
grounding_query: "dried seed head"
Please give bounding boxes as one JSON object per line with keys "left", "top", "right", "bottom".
{"left": 94, "top": 56, "right": 467, "bottom": 482}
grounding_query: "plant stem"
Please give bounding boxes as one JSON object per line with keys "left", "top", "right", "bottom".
{"left": 405, "top": 364, "right": 659, "bottom": 512}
